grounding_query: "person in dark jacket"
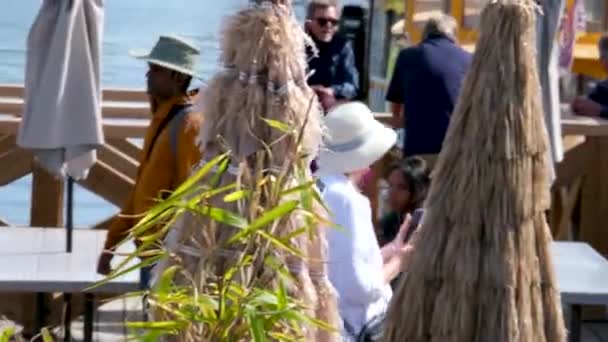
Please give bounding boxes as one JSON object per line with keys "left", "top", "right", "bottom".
{"left": 572, "top": 34, "right": 608, "bottom": 119}
{"left": 386, "top": 14, "right": 471, "bottom": 163}
{"left": 305, "top": 0, "right": 359, "bottom": 111}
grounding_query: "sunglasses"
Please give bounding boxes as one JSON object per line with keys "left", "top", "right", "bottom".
{"left": 315, "top": 17, "right": 339, "bottom": 27}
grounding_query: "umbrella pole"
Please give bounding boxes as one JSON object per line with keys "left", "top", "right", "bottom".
{"left": 64, "top": 176, "right": 74, "bottom": 341}
{"left": 66, "top": 176, "right": 74, "bottom": 253}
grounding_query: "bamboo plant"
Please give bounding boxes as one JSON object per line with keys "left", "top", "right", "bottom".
{"left": 96, "top": 119, "right": 335, "bottom": 341}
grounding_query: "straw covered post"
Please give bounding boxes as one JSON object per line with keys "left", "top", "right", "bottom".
{"left": 159, "top": 1, "right": 340, "bottom": 340}
{"left": 383, "top": 0, "right": 567, "bottom": 341}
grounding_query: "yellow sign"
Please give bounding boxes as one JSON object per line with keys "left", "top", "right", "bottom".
{"left": 385, "top": 0, "right": 405, "bottom": 13}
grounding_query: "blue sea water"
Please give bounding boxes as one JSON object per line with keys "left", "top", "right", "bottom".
{"left": 0, "top": 0, "right": 307, "bottom": 227}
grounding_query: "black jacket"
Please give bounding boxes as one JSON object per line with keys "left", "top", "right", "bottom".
{"left": 307, "top": 34, "right": 359, "bottom": 100}
{"left": 589, "top": 79, "right": 608, "bottom": 118}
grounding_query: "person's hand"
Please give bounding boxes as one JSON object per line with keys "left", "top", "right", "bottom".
{"left": 572, "top": 97, "right": 602, "bottom": 117}
{"left": 398, "top": 243, "right": 414, "bottom": 258}
{"left": 392, "top": 214, "right": 413, "bottom": 248}
{"left": 381, "top": 214, "right": 412, "bottom": 262}
{"left": 397, "top": 244, "right": 415, "bottom": 272}
{"left": 314, "top": 86, "right": 335, "bottom": 97}
{"left": 312, "top": 86, "right": 337, "bottom": 112}
{"left": 97, "top": 251, "right": 114, "bottom": 275}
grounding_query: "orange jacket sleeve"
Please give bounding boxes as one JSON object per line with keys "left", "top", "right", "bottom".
{"left": 104, "top": 189, "right": 135, "bottom": 250}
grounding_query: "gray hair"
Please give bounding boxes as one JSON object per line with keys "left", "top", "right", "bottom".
{"left": 599, "top": 34, "right": 608, "bottom": 60}
{"left": 422, "top": 14, "right": 458, "bottom": 41}
{"left": 306, "top": 0, "right": 340, "bottom": 20}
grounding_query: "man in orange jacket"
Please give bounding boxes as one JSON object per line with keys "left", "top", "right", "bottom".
{"left": 97, "top": 35, "right": 203, "bottom": 276}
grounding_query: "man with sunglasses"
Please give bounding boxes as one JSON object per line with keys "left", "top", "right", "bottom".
{"left": 306, "top": 0, "right": 359, "bottom": 111}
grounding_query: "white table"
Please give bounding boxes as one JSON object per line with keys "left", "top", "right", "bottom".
{"left": 0, "top": 227, "right": 141, "bottom": 341}
{"left": 553, "top": 241, "right": 608, "bottom": 342}
{"left": 1, "top": 231, "right": 604, "bottom": 341}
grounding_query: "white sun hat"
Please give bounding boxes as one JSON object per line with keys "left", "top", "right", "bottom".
{"left": 316, "top": 102, "right": 397, "bottom": 176}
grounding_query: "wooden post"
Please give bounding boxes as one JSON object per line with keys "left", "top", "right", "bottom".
{"left": 30, "top": 163, "right": 64, "bottom": 227}
{"left": 574, "top": 137, "right": 608, "bottom": 320}
{"left": 27, "top": 162, "right": 65, "bottom": 334}
{"left": 550, "top": 135, "right": 589, "bottom": 238}
{"left": 579, "top": 137, "right": 608, "bottom": 254}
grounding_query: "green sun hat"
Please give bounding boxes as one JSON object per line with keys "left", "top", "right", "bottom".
{"left": 130, "top": 35, "right": 202, "bottom": 79}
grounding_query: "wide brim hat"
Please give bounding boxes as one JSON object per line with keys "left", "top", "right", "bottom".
{"left": 130, "top": 34, "right": 202, "bottom": 79}
{"left": 316, "top": 102, "right": 397, "bottom": 176}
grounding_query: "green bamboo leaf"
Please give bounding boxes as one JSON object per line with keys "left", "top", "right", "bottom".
{"left": 156, "top": 265, "right": 179, "bottom": 298}
{"left": 41, "top": 328, "right": 53, "bottom": 342}
{"left": 0, "top": 327, "right": 14, "bottom": 342}
{"left": 108, "top": 244, "right": 167, "bottom": 283}
{"left": 146, "top": 299, "right": 192, "bottom": 321}
{"left": 265, "top": 256, "right": 296, "bottom": 284}
{"left": 255, "top": 230, "right": 303, "bottom": 258}
{"left": 268, "top": 332, "right": 295, "bottom": 341}
{"left": 88, "top": 254, "right": 163, "bottom": 291}
{"left": 310, "top": 185, "right": 330, "bottom": 212}
{"left": 138, "top": 330, "right": 167, "bottom": 342}
{"left": 127, "top": 321, "right": 186, "bottom": 331}
{"left": 129, "top": 207, "right": 175, "bottom": 240}
{"left": 283, "top": 227, "right": 308, "bottom": 241}
{"left": 249, "top": 200, "right": 298, "bottom": 229}
{"left": 188, "top": 205, "right": 248, "bottom": 229}
{"left": 250, "top": 291, "right": 279, "bottom": 307}
{"left": 227, "top": 200, "right": 299, "bottom": 244}
{"left": 280, "top": 181, "right": 315, "bottom": 197}
{"left": 208, "top": 156, "right": 230, "bottom": 187}
{"left": 198, "top": 183, "right": 238, "bottom": 200}
{"left": 262, "top": 118, "right": 291, "bottom": 133}
{"left": 277, "top": 279, "right": 287, "bottom": 310}
{"left": 283, "top": 310, "right": 335, "bottom": 331}
{"left": 171, "top": 153, "right": 230, "bottom": 199}
{"left": 246, "top": 311, "right": 267, "bottom": 342}
{"left": 197, "top": 296, "right": 219, "bottom": 320}
{"left": 223, "top": 190, "right": 250, "bottom": 202}
{"left": 137, "top": 230, "right": 165, "bottom": 243}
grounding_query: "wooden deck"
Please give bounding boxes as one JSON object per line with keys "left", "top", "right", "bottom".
{"left": 0, "top": 84, "right": 148, "bottom": 230}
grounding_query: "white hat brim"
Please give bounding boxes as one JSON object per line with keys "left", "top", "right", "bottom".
{"left": 129, "top": 49, "right": 202, "bottom": 79}
{"left": 315, "top": 120, "right": 397, "bottom": 176}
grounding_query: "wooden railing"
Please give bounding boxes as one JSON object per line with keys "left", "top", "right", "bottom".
{"left": 0, "top": 84, "right": 148, "bottom": 229}
{"left": 2, "top": 83, "right": 608, "bottom": 253}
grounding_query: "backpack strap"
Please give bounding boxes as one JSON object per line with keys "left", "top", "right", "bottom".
{"left": 167, "top": 104, "right": 193, "bottom": 159}
{"left": 145, "top": 104, "right": 191, "bottom": 161}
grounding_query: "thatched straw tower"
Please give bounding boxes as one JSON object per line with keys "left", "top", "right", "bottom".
{"left": 383, "top": 0, "right": 567, "bottom": 341}
{"left": 158, "top": 0, "right": 340, "bottom": 340}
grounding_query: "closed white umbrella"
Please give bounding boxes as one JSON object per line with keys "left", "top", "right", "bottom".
{"left": 16, "top": 1, "right": 104, "bottom": 339}
{"left": 18, "top": 0, "right": 104, "bottom": 250}
{"left": 18, "top": 0, "right": 104, "bottom": 180}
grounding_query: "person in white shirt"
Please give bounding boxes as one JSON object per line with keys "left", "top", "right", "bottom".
{"left": 316, "top": 102, "right": 414, "bottom": 339}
